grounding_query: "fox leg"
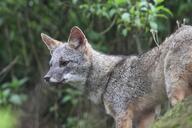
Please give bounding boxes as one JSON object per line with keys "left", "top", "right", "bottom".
{"left": 166, "top": 79, "right": 192, "bottom": 105}
{"left": 137, "top": 110, "right": 156, "bottom": 128}
{"left": 115, "top": 108, "right": 133, "bottom": 128}
{"left": 165, "top": 64, "right": 192, "bottom": 106}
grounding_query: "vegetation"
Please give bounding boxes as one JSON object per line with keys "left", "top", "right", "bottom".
{"left": 0, "top": 108, "right": 16, "bottom": 128}
{"left": 0, "top": 0, "right": 192, "bottom": 127}
{"left": 151, "top": 96, "right": 192, "bottom": 128}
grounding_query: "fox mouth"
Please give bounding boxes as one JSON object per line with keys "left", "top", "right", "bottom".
{"left": 47, "top": 78, "right": 65, "bottom": 85}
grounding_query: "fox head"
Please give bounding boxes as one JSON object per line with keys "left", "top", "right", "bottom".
{"left": 41, "top": 26, "right": 92, "bottom": 89}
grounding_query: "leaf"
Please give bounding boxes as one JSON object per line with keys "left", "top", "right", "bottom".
{"left": 1, "top": 83, "right": 9, "bottom": 89}
{"left": 154, "top": 0, "right": 164, "bottom": 5}
{"left": 2, "top": 89, "right": 10, "bottom": 98}
{"left": 139, "top": 1, "right": 148, "bottom": 7}
{"left": 121, "top": 12, "right": 130, "bottom": 22}
{"left": 122, "top": 29, "right": 128, "bottom": 37}
{"left": 61, "top": 95, "right": 72, "bottom": 103}
{"left": 18, "top": 78, "right": 28, "bottom": 86}
{"left": 72, "top": 0, "right": 78, "bottom": 4}
{"left": 10, "top": 77, "right": 28, "bottom": 89}
{"left": 156, "top": 6, "right": 173, "bottom": 16}
{"left": 79, "top": 4, "right": 88, "bottom": 9}
{"left": 156, "top": 14, "right": 168, "bottom": 19}
{"left": 135, "top": 17, "right": 142, "bottom": 28}
{"left": 114, "top": 0, "right": 127, "bottom": 5}
{"left": 140, "top": 6, "right": 148, "bottom": 12}
{"left": 9, "top": 94, "right": 23, "bottom": 106}
{"left": 149, "top": 20, "right": 158, "bottom": 31}
{"left": 109, "top": 9, "right": 116, "bottom": 17}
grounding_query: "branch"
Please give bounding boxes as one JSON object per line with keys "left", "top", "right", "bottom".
{"left": 0, "top": 57, "right": 19, "bottom": 76}
{"left": 100, "top": 16, "right": 117, "bottom": 35}
{"left": 150, "top": 29, "right": 160, "bottom": 48}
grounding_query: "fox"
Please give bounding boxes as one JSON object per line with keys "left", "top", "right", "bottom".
{"left": 41, "top": 25, "right": 192, "bottom": 128}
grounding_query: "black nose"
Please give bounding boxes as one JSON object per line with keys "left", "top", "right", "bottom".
{"left": 44, "top": 75, "right": 50, "bottom": 82}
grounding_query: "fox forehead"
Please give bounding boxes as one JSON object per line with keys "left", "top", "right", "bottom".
{"left": 51, "top": 43, "right": 85, "bottom": 62}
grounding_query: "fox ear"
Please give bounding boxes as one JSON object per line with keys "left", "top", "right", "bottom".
{"left": 68, "top": 26, "right": 88, "bottom": 50}
{"left": 41, "top": 33, "right": 62, "bottom": 52}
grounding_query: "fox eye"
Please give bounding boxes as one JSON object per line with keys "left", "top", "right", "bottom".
{"left": 59, "top": 60, "right": 69, "bottom": 67}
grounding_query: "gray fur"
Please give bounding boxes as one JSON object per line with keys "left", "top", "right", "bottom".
{"left": 42, "top": 25, "right": 192, "bottom": 128}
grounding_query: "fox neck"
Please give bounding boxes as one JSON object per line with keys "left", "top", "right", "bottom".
{"left": 85, "top": 49, "right": 123, "bottom": 104}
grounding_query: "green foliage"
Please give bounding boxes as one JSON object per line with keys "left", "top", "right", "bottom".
{"left": 61, "top": 88, "right": 82, "bottom": 105}
{"left": 80, "top": 0, "right": 172, "bottom": 36}
{"left": 151, "top": 96, "right": 192, "bottom": 128}
{"left": 65, "top": 113, "right": 108, "bottom": 128}
{"left": 0, "top": 109, "right": 16, "bottom": 128}
{"left": 0, "top": 77, "right": 27, "bottom": 106}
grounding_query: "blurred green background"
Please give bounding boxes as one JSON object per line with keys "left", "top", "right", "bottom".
{"left": 0, "top": 0, "right": 192, "bottom": 128}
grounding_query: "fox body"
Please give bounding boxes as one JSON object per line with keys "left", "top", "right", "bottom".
{"left": 41, "top": 25, "right": 192, "bottom": 128}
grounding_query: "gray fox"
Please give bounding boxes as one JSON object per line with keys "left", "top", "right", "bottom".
{"left": 41, "top": 25, "right": 192, "bottom": 128}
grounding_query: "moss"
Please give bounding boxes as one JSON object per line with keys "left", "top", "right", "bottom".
{"left": 151, "top": 96, "right": 192, "bottom": 128}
